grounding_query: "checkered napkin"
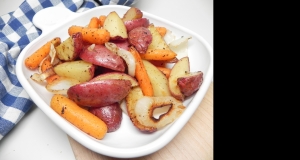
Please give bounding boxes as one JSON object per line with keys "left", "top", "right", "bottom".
{"left": 0, "top": 0, "right": 135, "bottom": 140}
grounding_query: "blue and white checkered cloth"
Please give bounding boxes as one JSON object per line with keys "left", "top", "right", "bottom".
{"left": 0, "top": 0, "right": 137, "bottom": 140}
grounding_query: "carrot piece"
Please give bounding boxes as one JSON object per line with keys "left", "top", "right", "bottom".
{"left": 88, "top": 17, "right": 99, "bottom": 28}
{"left": 50, "top": 94, "right": 107, "bottom": 140}
{"left": 25, "top": 37, "right": 61, "bottom": 70}
{"left": 46, "top": 74, "right": 60, "bottom": 84}
{"left": 156, "top": 27, "right": 167, "bottom": 37}
{"left": 140, "top": 49, "right": 177, "bottom": 61}
{"left": 98, "top": 15, "right": 106, "bottom": 27}
{"left": 157, "top": 66, "right": 171, "bottom": 78}
{"left": 129, "top": 46, "right": 153, "bottom": 96}
{"left": 40, "top": 57, "right": 52, "bottom": 73}
{"left": 68, "top": 25, "right": 110, "bottom": 44}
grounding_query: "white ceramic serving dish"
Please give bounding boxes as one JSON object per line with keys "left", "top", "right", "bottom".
{"left": 16, "top": 5, "right": 213, "bottom": 158}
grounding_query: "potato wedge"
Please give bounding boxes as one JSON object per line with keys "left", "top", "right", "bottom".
{"left": 168, "top": 57, "right": 190, "bottom": 101}
{"left": 147, "top": 24, "right": 171, "bottom": 51}
{"left": 89, "top": 102, "right": 122, "bottom": 133}
{"left": 122, "top": 7, "right": 143, "bottom": 22}
{"left": 67, "top": 79, "right": 131, "bottom": 107}
{"left": 103, "top": 11, "right": 128, "bottom": 41}
{"left": 55, "top": 32, "right": 83, "bottom": 61}
{"left": 142, "top": 60, "right": 171, "bottom": 97}
{"left": 80, "top": 44, "right": 126, "bottom": 72}
{"left": 53, "top": 60, "right": 95, "bottom": 83}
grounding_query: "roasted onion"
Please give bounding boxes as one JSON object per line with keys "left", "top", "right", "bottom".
{"left": 135, "top": 96, "right": 185, "bottom": 129}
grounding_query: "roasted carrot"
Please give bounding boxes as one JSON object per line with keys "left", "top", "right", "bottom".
{"left": 88, "top": 17, "right": 99, "bottom": 28}
{"left": 157, "top": 66, "right": 171, "bottom": 78}
{"left": 46, "top": 74, "right": 60, "bottom": 84}
{"left": 98, "top": 15, "right": 106, "bottom": 27}
{"left": 140, "top": 49, "right": 177, "bottom": 61}
{"left": 156, "top": 27, "right": 167, "bottom": 37}
{"left": 129, "top": 46, "right": 153, "bottom": 96}
{"left": 68, "top": 25, "right": 110, "bottom": 44}
{"left": 50, "top": 94, "right": 107, "bottom": 140}
{"left": 25, "top": 37, "right": 61, "bottom": 70}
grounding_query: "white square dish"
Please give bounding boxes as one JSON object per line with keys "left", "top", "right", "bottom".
{"left": 16, "top": 5, "right": 213, "bottom": 158}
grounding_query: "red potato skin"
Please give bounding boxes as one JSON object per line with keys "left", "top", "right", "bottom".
{"left": 128, "top": 27, "right": 152, "bottom": 54}
{"left": 110, "top": 40, "right": 130, "bottom": 51}
{"left": 124, "top": 18, "right": 150, "bottom": 32}
{"left": 110, "top": 36, "right": 128, "bottom": 42}
{"left": 89, "top": 102, "right": 122, "bottom": 133}
{"left": 72, "top": 32, "right": 84, "bottom": 60}
{"left": 67, "top": 79, "right": 131, "bottom": 107}
{"left": 177, "top": 71, "right": 204, "bottom": 97}
{"left": 80, "top": 44, "right": 126, "bottom": 72}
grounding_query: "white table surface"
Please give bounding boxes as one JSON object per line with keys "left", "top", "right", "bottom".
{"left": 0, "top": 0, "right": 213, "bottom": 159}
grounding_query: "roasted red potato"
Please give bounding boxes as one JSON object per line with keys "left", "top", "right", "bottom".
{"left": 80, "top": 44, "right": 126, "bottom": 72}
{"left": 110, "top": 40, "right": 131, "bottom": 51}
{"left": 177, "top": 71, "right": 203, "bottom": 97}
{"left": 124, "top": 18, "right": 150, "bottom": 32}
{"left": 89, "top": 102, "right": 122, "bottom": 132}
{"left": 55, "top": 32, "right": 83, "bottom": 61}
{"left": 122, "top": 7, "right": 143, "bottom": 22}
{"left": 103, "top": 11, "right": 128, "bottom": 41}
{"left": 128, "top": 27, "right": 152, "bottom": 54}
{"left": 67, "top": 79, "right": 131, "bottom": 107}
{"left": 90, "top": 72, "right": 138, "bottom": 87}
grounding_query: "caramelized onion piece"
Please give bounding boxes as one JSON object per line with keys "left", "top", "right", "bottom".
{"left": 135, "top": 96, "right": 185, "bottom": 129}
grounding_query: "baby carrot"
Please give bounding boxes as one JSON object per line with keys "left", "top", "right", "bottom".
{"left": 156, "top": 66, "right": 171, "bottom": 78}
{"left": 156, "top": 27, "right": 167, "bottom": 37}
{"left": 140, "top": 49, "right": 177, "bottom": 61}
{"left": 50, "top": 94, "right": 107, "bottom": 140}
{"left": 25, "top": 37, "right": 61, "bottom": 70}
{"left": 129, "top": 46, "right": 153, "bottom": 97}
{"left": 88, "top": 17, "right": 99, "bottom": 28}
{"left": 98, "top": 15, "right": 106, "bottom": 27}
{"left": 68, "top": 25, "right": 110, "bottom": 44}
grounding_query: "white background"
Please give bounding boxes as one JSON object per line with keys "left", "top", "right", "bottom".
{"left": 0, "top": 0, "right": 213, "bottom": 159}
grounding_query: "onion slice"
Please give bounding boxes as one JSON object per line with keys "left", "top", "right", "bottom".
{"left": 38, "top": 44, "right": 60, "bottom": 73}
{"left": 163, "top": 29, "right": 176, "bottom": 44}
{"left": 31, "top": 67, "right": 56, "bottom": 83}
{"left": 46, "top": 77, "right": 80, "bottom": 95}
{"left": 49, "top": 43, "right": 56, "bottom": 64}
{"left": 135, "top": 96, "right": 185, "bottom": 129}
{"left": 120, "top": 99, "right": 128, "bottom": 115}
{"left": 169, "top": 36, "right": 191, "bottom": 60}
{"left": 105, "top": 42, "right": 136, "bottom": 77}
